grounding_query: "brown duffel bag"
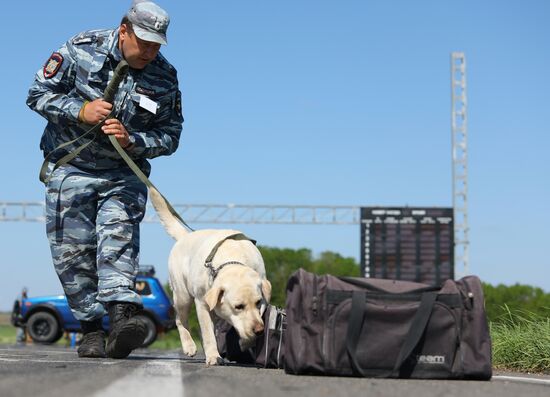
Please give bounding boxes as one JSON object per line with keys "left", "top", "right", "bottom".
{"left": 284, "top": 268, "right": 492, "bottom": 379}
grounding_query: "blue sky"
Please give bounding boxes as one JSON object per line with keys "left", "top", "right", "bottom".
{"left": 1, "top": 0, "right": 549, "bottom": 310}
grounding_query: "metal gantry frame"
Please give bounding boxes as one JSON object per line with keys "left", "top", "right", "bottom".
{"left": 0, "top": 201, "right": 361, "bottom": 225}
{"left": 451, "top": 52, "right": 470, "bottom": 277}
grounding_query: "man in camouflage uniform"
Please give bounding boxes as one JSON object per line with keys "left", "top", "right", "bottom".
{"left": 26, "top": 1, "right": 183, "bottom": 358}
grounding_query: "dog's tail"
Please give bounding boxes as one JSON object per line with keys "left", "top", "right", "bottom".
{"left": 148, "top": 187, "right": 188, "bottom": 240}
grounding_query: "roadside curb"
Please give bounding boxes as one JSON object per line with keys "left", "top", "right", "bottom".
{"left": 493, "top": 373, "right": 550, "bottom": 386}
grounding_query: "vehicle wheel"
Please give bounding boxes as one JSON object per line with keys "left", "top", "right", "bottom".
{"left": 27, "top": 312, "right": 62, "bottom": 344}
{"left": 135, "top": 314, "right": 157, "bottom": 347}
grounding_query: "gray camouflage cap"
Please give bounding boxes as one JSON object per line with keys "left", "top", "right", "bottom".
{"left": 126, "top": 1, "right": 170, "bottom": 45}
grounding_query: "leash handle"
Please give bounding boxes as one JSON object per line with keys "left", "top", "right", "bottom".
{"left": 103, "top": 60, "right": 129, "bottom": 103}
{"left": 39, "top": 60, "right": 128, "bottom": 183}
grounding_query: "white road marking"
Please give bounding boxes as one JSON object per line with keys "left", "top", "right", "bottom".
{"left": 493, "top": 375, "right": 550, "bottom": 386}
{"left": 0, "top": 357, "right": 118, "bottom": 365}
{"left": 92, "top": 358, "right": 185, "bottom": 397}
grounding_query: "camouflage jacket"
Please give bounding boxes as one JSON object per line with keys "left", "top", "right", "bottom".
{"left": 27, "top": 28, "right": 183, "bottom": 174}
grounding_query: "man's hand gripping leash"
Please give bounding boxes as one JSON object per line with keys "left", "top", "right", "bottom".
{"left": 39, "top": 60, "right": 130, "bottom": 184}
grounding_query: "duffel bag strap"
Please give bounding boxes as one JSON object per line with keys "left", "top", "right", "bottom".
{"left": 346, "top": 290, "right": 368, "bottom": 376}
{"left": 392, "top": 291, "right": 438, "bottom": 376}
{"left": 345, "top": 290, "right": 438, "bottom": 378}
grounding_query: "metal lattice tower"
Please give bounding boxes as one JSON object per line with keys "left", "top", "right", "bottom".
{"left": 451, "top": 52, "right": 470, "bottom": 277}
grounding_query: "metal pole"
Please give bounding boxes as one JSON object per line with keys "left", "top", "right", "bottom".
{"left": 451, "top": 52, "right": 470, "bottom": 277}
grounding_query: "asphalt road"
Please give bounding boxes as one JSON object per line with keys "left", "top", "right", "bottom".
{"left": 1, "top": 344, "right": 549, "bottom": 397}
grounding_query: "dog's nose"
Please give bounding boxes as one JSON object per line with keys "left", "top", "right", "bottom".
{"left": 253, "top": 323, "right": 264, "bottom": 336}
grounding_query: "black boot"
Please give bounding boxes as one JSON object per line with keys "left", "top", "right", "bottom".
{"left": 77, "top": 320, "right": 106, "bottom": 358}
{"left": 105, "top": 302, "right": 147, "bottom": 359}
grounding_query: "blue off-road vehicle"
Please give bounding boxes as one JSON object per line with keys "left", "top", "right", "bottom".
{"left": 11, "top": 266, "right": 175, "bottom": 347}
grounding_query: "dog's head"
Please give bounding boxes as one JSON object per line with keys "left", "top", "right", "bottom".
{"left": 204, "top": 266, "right": 272, "bottom": 347}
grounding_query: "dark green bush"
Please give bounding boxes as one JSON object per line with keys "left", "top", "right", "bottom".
{"left": 483, "top": 282, "right": 550, "bottom": 323}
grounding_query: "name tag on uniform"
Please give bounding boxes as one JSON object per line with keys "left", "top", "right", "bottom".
{"left": 138, "top": 94, "right": 158, "bottom": 115}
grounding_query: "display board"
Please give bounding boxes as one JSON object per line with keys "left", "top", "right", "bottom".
{"left": 360, "top": 207, "right": 454, "bottom": 285}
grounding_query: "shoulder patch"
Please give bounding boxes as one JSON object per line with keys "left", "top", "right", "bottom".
{"left": 175, "top": 90, "right": 182, "bottom": 118}
{"left": 43, "top": 52, "right": 64, "bottom": 79}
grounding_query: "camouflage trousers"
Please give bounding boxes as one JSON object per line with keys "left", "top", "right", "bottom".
{"left": 45, "top": 163, "right": 147, "bottom": 321}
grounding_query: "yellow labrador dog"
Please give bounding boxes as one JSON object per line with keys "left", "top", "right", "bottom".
{"left": 149, "top": 188, "right": 271, "bottom": 365}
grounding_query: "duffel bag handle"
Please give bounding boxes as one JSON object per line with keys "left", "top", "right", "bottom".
{"left": 340, "top": 277, "right": 440, "bottom": 294}
{"left": 345, "top": 290, "right": 438, "bottom": 377}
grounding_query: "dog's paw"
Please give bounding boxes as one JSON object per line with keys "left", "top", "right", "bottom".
{"left": 205, "top": 355, "right": 223, "bottom": 366}
{"left": 182, "top": 341, "right": 197, "bottom": 357}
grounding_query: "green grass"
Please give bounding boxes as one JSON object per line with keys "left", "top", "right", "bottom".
{"left": 149, "top": 329, "right": 202, "bottom": 351}
{"left": 150, "top": 305, "right": 201, "bottom": 351}
{"left": 0, "top": 325, "right": 16, "bottom": 344}
{"left": 491, "top": 307, "right": 550, "bottom": 373}
{"left": 0, "top": 313, "right": 17, "bottom": 344}
{"left": 150, "top": 329, "right": 184, "bottom": 350}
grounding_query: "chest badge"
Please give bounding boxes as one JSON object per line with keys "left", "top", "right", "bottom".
{"left": 136, "top": 86, "right": 156, "bottom": 97}
{"left": 43, "top": 52, "right": 64, "bottom": 79}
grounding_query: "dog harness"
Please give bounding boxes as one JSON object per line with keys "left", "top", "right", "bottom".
{"left": 204, "top": 233, "right": 257, "bottom": 281}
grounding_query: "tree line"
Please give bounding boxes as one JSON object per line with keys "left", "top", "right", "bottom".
{"left": 482, "top": 282, "right": 550, "bottom": 323}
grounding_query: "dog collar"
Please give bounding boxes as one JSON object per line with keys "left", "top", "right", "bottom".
{"left": 205, "top": 260, "right": 247, "bottom": 281}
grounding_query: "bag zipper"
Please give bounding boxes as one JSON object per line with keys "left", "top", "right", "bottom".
{"left": 461, "top": 278, "right": 475, "bottom": 310}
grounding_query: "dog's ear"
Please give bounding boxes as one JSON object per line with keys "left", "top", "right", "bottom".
{"left": 204, "top": 286, "right": 224, "bottom": 311}
{"left": 261, "top": 279, "right": 272, "bottom": 303}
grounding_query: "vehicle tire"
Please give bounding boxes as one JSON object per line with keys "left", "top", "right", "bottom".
{"left": 135, "top": 314, "right": 157, "bottom": 347}
{"left": 27, "top": 311, "right": 62, "bottom": 344}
